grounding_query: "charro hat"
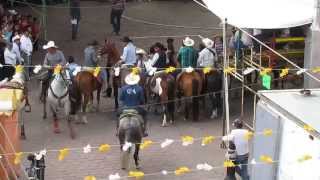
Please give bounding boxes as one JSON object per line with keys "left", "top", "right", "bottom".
{"left": 136, "top": 48, "right": 146, "bottom": 55}
{"left": 43, "top": 41, "right": 58, "bottom": 49}
{"left": 183, "top": 37, "right": 195, "bottom": 47}
{"left": 202, "top": 38, "right": 214, "bottom": 48}
{"left": 12, "top": 35, "right": 20, "bottom": 42}
{"left": 125, "top": 73, "right": 140, "bottom": 85}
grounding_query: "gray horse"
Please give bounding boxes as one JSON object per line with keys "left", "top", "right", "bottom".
{"left": 46, "top": 69, "right": 78, "bottom": 139}
{"left": 118, "top": 109, "right": 144, "bottom": 170}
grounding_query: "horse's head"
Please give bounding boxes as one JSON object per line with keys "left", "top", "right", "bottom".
{"left": 101, "top": 39, "right": 121, "bottom": 66}
{"left": 52, "top": 68, "right": 72, "bottom": 88}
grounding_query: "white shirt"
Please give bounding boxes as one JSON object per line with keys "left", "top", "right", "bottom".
{"left": 235, "top": 30, "right": 253, "bottom": 47}
{"left": 20, "top": 35, "right": 33, "bottom": 56}
{"left": 197, "top": 48, "right": 217, "bottom": 67}
{"left": 223, "top": 129, "right": 249, "bottom": 156}
{"left": 149, "top": 52, "right": 159, "bottom": 67}
{"left": 4, "top": 48, "right": 18, "bottom": 65}
{"left": 12, "top": 42, "right": 23, "bottom": 63}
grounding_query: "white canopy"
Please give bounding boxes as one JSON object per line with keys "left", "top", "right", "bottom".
{"left": 202, "top": 0, "right": 314, "bottom": 29}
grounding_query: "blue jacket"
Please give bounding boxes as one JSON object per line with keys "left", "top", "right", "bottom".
{"left": 120, "top": 84, "right": 144, "bottom": 107}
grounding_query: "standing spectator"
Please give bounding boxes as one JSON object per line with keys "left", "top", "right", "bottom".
{"left": 166, "top": 38, "right": 176, "bottom": 67}
{"left": 31, "top": 17, "right": 40, "bottom": 51}
{"left": 253, "top": 29, "right": 262, "bottom": 53}
{"left": 120, "top": 36, "right": 136, "bottom": 65}
{"left": 223, "top": 118, "right": 250, "bottom": 180}
{"left": 197, "top": 38, "right": 217, "bottom": 68}
{"left": 20, "top": 30, "right": 33, "bottom": 80}
{"left": 70, "top": 0, "right": 81, "bottom": 40}
{"left": 84, "top": 40, "right": 99, "bottom": 67}
{"left": 12, "top": 35, "right": 24, "bottom": 64}
{"left": 3, "top": 43, "right": 18, "bottom": 79}
{"left": 110, "top": 0, "right": 125, "bottom": 36}
{"left": 177, "top": 37, "right": 198, "bottom": 68}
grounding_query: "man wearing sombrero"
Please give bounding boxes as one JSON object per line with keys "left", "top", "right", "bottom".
{"left": 40, "top": 41, "right": 66, "bottom": 102}
{"left": 177, "top": 37, "right": 198, "bottom": 68}
{"left": 118, "top": 72, "right": 148, "bottom": 137}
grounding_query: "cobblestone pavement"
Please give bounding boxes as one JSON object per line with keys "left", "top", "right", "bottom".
{"left": 18, "top": 1, "right": 254, "bottom": 179}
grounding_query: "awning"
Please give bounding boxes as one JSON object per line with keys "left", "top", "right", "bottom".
{"left": 202, "top": 0, "right": 314, "bottom": 29}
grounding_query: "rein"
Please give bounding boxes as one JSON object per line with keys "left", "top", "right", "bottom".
{"left": 49, "top": 72, "right": 69, "bottom": 106}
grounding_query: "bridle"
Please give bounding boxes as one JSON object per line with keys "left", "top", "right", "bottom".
{"left": 49, "top": 71, "right": 70, "bottom": 106}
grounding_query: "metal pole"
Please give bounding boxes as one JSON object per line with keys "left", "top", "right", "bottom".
{"left": 223, "top": 18, "right": 230, "bottom": 135}
{"left": 41, "top": 0, "right": 48, "bottom": 41}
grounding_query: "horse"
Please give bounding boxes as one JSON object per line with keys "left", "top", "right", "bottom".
{"left": 118, "top": 109, "right": 144, "bottom": 170}
{"left": 145, "top": 71, "right": 175, "bottom": 127}
{"left": 45, "top": 68, "right": 80, "bottom": 139}
{"left": 177, "top": 70, "right": 203, "bottom": 122}
{"left": 0, "top": 66, "right": 31, "bottom": 139}
{"left": 200, "top": 69, "right": 223, "bottom": 119}
{"left": 99, "top": 39, "right": 121, "bottom": 97}
{"left": 74, "top": 70, "right": 102, "bottom": 123}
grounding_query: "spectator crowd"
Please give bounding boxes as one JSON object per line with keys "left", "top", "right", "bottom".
{"left": 0, "top": 5, "right": 40, "bottom": 81}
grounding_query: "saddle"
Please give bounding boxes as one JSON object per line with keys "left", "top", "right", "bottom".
{"left": 119, "top": 109, "right": 144, "bottom": 127}
{"left": 0, "top": 81, "right": 24, "bottom": 90}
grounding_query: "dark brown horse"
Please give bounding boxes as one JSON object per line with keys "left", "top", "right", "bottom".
{"left": 74, "top": 70, "right": 102, "bottom": 123}
{"left": 177, "top": 70, "right": 203, "bottom": 122}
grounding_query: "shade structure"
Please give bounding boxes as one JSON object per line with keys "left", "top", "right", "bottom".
{"left": 202, "top": 0, "right": 314, "bottom": 29}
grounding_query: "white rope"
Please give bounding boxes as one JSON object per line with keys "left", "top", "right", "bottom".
{"left": 122, "top": 15, "right": 222, "bottom": 30}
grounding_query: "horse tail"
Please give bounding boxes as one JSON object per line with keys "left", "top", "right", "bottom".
{"left": 167, "top": 77, "right": 175, "bottom": 121}
{"left": 192, "top": 78, "right": 199, "bottom": 121}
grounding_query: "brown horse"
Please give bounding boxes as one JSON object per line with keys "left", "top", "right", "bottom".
{"left": 74, "top": 70, "right": 102, "bottom": 123}
{"left": 99, "top": 39, "right": 121, "bottom": 97}
{"left": 146, "top": 71, "right": 176, "bottom": 126}
{"left": 177, "top": 70, "right": 203, "bottom": 122}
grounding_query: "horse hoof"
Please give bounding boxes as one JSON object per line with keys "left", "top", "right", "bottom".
{"left": 136, "top": 165, "right": 141, "bottom": 170}
{"left": 170, "top": 120, "right": 174, "bottom": 124}
{"left": 161, "top": 123, "right": 168, "bottom": 127}
{"left": 43, "top": 115, "right": 47, "bottom": 119}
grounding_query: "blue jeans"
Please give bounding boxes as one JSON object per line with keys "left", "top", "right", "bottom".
{"left": 235, "top": 154, "right": 250, "bottom": 180}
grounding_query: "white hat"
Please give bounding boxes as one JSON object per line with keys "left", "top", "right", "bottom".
{"left": 43, "top": 41, "right": 58, "bottom": 50}
{"left": 8, "top": 10, "right": 18, "bottom": 15}
{"left": 12, "top": 35, "right": 20, "bottom": 42}
{"left": 183, "top": 37, "right": 195, "bottom": 47}
{"left": 136, "top": 48, "right": 146, "bottom": 55}
{"left": 125, "top": 73, "right": 140, "bottom": 85}
{"left": 202, "top": 38, "right": 214, "bottom": 48}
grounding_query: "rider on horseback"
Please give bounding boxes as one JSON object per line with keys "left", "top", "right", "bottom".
{"left": 117, "top": 72, "right": 148, "bottom": 137}
{"left": 41, "top": 41, "right": 66, "bottom": 102}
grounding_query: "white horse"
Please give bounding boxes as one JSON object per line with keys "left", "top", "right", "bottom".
{"left": 45, "top": 69, "right": 78, "bottom": 139}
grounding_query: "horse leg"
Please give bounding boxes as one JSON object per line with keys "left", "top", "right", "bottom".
{"left": 209, "top": 94, "right": 218, "bottom": 119}
{"left": 52, "top": 108, "right": 60, "bottom": 134}
{"left": 81, "top": 95, "right": 88, "bottom": 124}
{"left": 97, "top": 86, "right": 101, "bottom": 112}
{"left": 114, "top": 86, "right": 119, "bottom": 109}
{"left": 43, "top": 96, "right": 47, "bottom": 119}
{"left": 67, "top": 115, "right": 75, "bottom": 139}
{"left": 134, "top": 144, "right": 141, "bottom": 169}
{"left": 161, "top": 105, "right": 167, "bottom": 127}
{"left": 184, "top": 101, "right": 189, "bottom": 121}
{"left": 24, "top": 88, "right": 31, "bottom": 112}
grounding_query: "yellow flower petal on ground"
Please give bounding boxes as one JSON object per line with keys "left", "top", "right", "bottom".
{"left": 98, "top": 144, "right": 111, "bottom": 153}
{"left": 84, "top": 176, "right": 96, "bottom": 180}
{"left": 14, "top": 152, "right": 23, "bottom": 165}
{"left": 128, "top": 171, "right": 144, "bottom": 178}
{"left": 58, "top": 148, "right": 69, "bottom": 161}
{"left": 175, "top": 166, "right": 190, "bottom": 175}
{"left": 140, "top": 140, "right": 153, "bottom": 150}
{"left": 201, "top": 136, "right": 215, "bottom": 146}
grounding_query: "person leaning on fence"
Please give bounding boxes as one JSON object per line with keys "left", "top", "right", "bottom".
{"left": 223, "top": 118, "right": 250, "bottom": 180}
{"left": 197, "top": 38, "right": 217, "bottom": 68}
{"left": 224, "top": 140, "right": 237, "bottom": 180}
{"left": 70, "top": 0, "right": 81, "bottom": 40}
{"left": 117, "top": 73, "right": 148, "bottom": 137}
{"left": 110, "top": 0, "right": 125, "bottom": 36}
